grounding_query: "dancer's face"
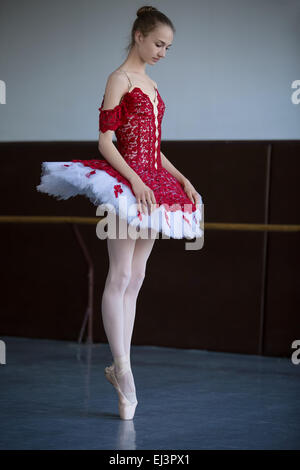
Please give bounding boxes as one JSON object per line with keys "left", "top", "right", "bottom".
{"left": 135, "top": 24, "right": 173, "bottom": 65}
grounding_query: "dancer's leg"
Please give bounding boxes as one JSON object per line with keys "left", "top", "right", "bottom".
{"left": 101, "top": 232, "right": 136, "bottom": 359}
{"left": 101, "top": 215, "right": 137, "bottom": 402}
{"left": 123, "top": 230, "right": 156, "bottom": 359}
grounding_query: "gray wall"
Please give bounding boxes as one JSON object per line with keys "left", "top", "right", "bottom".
{"left": 0, "top": 0, "right": 299, "bottom": 141}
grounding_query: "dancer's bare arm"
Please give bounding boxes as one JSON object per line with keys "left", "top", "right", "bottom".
{"left": 160, "top": 150, "right": 187, "bottom": 185}
{"left": 160, "top": 151, "right": 201, "bottom": 205}
{"left": 98, "top": 73, "right": 141, "bottom": 185}
{"left": 98, "top": 73, "right": 156, "bottom": 213}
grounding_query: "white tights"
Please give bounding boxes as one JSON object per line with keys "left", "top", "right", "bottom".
{"left": 101, "top": 217, "right": 156, "bottom": 401}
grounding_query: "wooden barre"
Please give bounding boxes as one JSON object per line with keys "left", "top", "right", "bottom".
{"left": 0, "top": 216, "right": 299, "bottom": 232}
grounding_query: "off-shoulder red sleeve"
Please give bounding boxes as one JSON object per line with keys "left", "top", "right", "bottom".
{"left": 98, "top": 96, "right": 127, "bottom": 133}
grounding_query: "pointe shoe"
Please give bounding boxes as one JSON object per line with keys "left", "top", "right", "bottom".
{"left": 104, "top": 357, "right": 138, "bottom": 420}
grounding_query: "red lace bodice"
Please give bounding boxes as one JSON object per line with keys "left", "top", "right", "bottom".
{"left": 72, "top": 87, "right": 198, "bottom": 214}
{"left": 99, "top": 87, "right": 165, "bottom": 173}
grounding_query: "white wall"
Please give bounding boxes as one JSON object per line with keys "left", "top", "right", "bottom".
{"left": 0, "top": 0, "right": 299, "bottom": 141}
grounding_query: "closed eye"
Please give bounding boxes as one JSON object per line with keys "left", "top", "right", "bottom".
{"left": 156, "top": 44, "right": 170, "bottom": 50}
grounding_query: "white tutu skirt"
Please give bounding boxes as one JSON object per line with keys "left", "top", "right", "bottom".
{"left": 36, "top": 161, "right": 204, "bottom": 241}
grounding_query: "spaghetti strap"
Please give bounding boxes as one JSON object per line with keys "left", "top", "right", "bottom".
{"left": 122, "top": 70, "right": 133, "bottom": 91}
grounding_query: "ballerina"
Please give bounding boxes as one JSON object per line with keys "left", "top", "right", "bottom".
{"left": 36, "top": 5, "right": 204, "bottom": 420}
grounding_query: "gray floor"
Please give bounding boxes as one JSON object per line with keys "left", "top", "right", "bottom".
{"left": 0, "top": 336, "right": 299, "bottom": 450}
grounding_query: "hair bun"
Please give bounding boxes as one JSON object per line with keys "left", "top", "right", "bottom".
{"left": 137, "top": 5, "right": 158, "bottom": 17}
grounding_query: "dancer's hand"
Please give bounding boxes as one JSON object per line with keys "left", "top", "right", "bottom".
{"left": 131, "top": 176, "right": 157, "bottom": 215}
{"left": 182, "top": 178, "right": 201, "bottom": 208}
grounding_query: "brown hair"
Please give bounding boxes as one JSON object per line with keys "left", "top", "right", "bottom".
{"left": 125, "top": 5, "right": 175, "bottom": 54}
